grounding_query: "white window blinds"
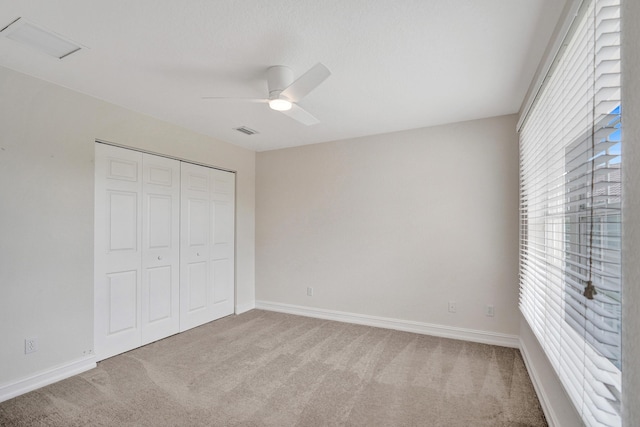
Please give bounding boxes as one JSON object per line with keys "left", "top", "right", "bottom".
{"left": 518, "top": 0, "right": 621, "bottom": 426}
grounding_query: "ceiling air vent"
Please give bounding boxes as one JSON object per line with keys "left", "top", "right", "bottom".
{"left": 234, "top": 126, "right": 258, "bottom": 136}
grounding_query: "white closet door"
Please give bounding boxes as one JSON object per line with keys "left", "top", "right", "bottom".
{"left": 210, "top": 168, "right": 235, "bottom": 320}
{"left": 95, "top": 145, "right": 181, "bottom": 360}
{"left": 94, "top": 144, "right": 143, "bottom": 360}
{"left": 96, "top": 144, "right": 235, "bottom": 355}
{"left": 140, "top": 154, "right": 180, "bottom": 345}
{"left": 180, "top": 163, "right": 235, "bottom": 331}
{"left": 180, "top": 162, "right": 211, "bottom": 330}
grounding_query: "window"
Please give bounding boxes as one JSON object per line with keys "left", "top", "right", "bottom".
{"left": 518, "top": 0, "right": 621, "bottom": 426}
{"left": 563, "top": 110, "right": 621, "bottom": 371}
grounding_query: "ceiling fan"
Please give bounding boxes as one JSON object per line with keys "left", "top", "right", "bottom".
{"left": 203, "top": 63, "right": 331, "bottom": 126}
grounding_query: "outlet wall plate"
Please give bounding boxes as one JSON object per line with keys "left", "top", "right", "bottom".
{"left": 486, "top": 305, "right": 495, "bottom": 317}
{"left": 25, "top": 337, "right": 38, "bottom": 354}
{"left": 448, "top": 301, "right": 457, "bottom": 313}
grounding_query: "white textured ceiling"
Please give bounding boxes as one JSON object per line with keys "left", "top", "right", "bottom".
{"left": 0, "top": 1, "right": 565, "bottom": 152}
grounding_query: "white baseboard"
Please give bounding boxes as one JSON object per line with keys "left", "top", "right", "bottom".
{"left": 519, "top": 337, "right": 560, "bottom": 427}
{"left": 255, "top": 300, "right": 519, "bottom": 348}
{"left": 235, "top": 300, "right": 256, "bottom": 315}
{"left": 0, "top": 356, "right": 96, "bottom": 403}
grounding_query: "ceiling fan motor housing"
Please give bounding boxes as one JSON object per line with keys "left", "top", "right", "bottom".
{"left": 267, "top": 66, "right": 293, "bottom": 100}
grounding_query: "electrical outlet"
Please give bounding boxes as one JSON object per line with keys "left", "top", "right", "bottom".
{"left": 486, "top": 305, "right": 495, "bottom": 317}
{"left": 25, "top": 337, "right": 38, "bottom": 354}
{"left": 448, "top": 301, "right": 457, "bottom": 313}
{"left": 307, "top": 287, "right": 314, "bottom": 297}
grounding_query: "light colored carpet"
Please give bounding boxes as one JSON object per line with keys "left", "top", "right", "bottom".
{"left": 0, "top": 310, "right": 546, "bottom": 426}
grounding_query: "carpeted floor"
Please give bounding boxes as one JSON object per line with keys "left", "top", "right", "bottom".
{"left": 0, "top": 310, "right": 546, "bottom": 426}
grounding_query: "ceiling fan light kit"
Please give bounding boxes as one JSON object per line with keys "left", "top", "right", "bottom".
{"left": 268, "top": 98, "right": 292, "bottom": 111}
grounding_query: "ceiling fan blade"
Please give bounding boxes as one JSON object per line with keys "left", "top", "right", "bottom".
{"left": 280, "top": 103, "right": 320, "bottom": 126}
{"left": 201, "top": 97, "right": 267, "bottom": 104}
{"left": 280, "top": 63, "right": 331, "bottom": 102}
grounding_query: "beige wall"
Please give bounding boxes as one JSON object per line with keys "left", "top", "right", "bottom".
{"left": 0, "top": 66, "right": 255, "bottom": 385}
{"left": 256, "top": 115, "right": 520, "bottom": 335}
{"left": 622, "top": 0, "right": 640, "bottom": 424}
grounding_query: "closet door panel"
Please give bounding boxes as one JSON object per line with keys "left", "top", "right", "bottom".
{"left": 187, "top": 199, "right": 209, "bottom": 246}
{"left": 147, "top": 196, "right": 172, "bottom": 248}
{"left": 95, "top": 144, "right": 143, "bottom": 360}
{"left": 210, "top": 169, "right": 235, "bottom": 319}
{"left": 141, "top": 153, "right": 180, "bottom": 345}
{"left": 108, "top": 192, "right": 138, "bottom": 252}
{"left": 107, "top": 270, "right": 138, "bottom": 334}
{"left": 180, "top": 163, "right": 235, "bottom": 331}
{"left": 212, "top": 259, "right": 231, "bottom": 304}
{"left": 146, "top": 266, "right": 172, "bottom": 321}
{"left": 186, "top": 261, "right": 208, "bottom": 311}
{"left": 180, "top": 162, "right": 212, "bottom": 331}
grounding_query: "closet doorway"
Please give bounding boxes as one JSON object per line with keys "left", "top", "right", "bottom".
{"left": 94, "top": 143, "right": 235, "bottom": 361}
